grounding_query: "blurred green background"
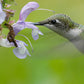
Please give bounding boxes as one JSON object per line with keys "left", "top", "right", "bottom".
{"left": 1, "top": 0, "right": 84, "bottom": 84}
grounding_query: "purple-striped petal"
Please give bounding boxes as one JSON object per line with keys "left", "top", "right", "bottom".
{"left": 19, "top": 2, "right": 39, "bottom": 21}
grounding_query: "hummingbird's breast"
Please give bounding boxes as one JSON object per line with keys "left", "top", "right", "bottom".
{"left": 63, "top": 28, "right": 82, "bottom": 40}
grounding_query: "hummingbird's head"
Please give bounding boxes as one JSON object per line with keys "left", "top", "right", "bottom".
{"left": 33, "top": 14, "right": 78, "bottom": 33}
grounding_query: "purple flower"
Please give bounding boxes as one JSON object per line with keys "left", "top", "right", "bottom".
{"left": 0, "top": 36, "right": 31, "bottom": 59}
{"left": 0, "top": 2, "right": 43, "bottom": 59}
{"left": 13, "top": 2, "right": 43, "bottom": 40}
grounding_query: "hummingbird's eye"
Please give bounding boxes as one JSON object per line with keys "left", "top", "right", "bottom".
{"left": 51, "top": 20, "right": 56, "bottom": 24}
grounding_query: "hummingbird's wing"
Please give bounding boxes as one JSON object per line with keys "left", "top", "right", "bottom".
{"left": 40, "top": 28, "right": 84, "bottom": 54}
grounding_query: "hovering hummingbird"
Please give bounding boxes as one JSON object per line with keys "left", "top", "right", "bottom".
{"left": 33, "top": 14, "right": 84, "bottom": 53}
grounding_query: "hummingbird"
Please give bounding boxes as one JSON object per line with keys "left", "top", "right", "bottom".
{"left": 33, "top": 14, "right": 84, "bottom": 53}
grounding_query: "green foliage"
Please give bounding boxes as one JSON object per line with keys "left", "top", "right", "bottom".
{"left": 1, "top": 21, "right": 8, "bottom": 29}
{"left": 2, "top": 0, "right": 14, "bottom": 8}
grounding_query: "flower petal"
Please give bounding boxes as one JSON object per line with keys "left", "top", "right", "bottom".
{"left": 13, "top": 21, "right": 41, "bottom": 37}
{"left": 0, "top": 3, "right": 6, "bottom": 24}
{"left": 19, "top": 2, "right": 39, "bottom": 21}
{"left": 25, "top": 22, "right": 38, "bottom": 29}
{"left": 13, "top": 41, "right": 31, "bottom": 59}
{"left": 32, "top": 29, "right": 39, "bottom": 40}
{"left": 0, "top": 38, "right": 13, "bottom": 47}
{"left": 9, "top": 20, "right": 15, "bottom": 25}
{"left": 25, "top": 22, "right": 43, "bottom": 40}
{"left": 13, "top": 21, "right": 25, "bottom": 35}
{"left": 0, "top": 11, "right": 6, "bottom": 24}
{"left": 0, "top": 2, "right": 3, "bottom": 12}
{"left": 38, "top": 30, "right": 44, "bottom": 35}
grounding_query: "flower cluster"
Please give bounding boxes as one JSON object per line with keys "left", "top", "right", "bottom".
{"left": 0, "top": 1, "right": 43, "bottom": 59}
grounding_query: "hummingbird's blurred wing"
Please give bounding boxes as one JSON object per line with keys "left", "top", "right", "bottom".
{"left": 40, "top": 28, "right": 84, "bottom": 54}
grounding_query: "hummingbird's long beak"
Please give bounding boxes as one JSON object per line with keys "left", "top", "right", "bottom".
{"left": 33, "top": 19, "right": 49, "bottom": 26}
{"left": 33, "top": 22, "right": 43, "bottom": 25}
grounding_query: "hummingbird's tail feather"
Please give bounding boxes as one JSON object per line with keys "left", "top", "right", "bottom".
{"left": 71, "top": 37, "right": 84, "bottom": 53}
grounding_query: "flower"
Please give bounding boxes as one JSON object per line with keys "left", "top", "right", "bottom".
{"left": 0, "top": 2, "right": 6, "bottom": 24}
{"left": 0, "top": 2, "right": 31, "bottom": 59}
{"left": 13, "top": 2, "right": 43, "bottom": 40}
{"left": 13, "top": 40, "right": 31, "bottom": 59}
{"left": 0, "top": 35, "right": 31, "bottom": 59}
{"left": 0, "top": 1, "right": 43, "bottom": 59}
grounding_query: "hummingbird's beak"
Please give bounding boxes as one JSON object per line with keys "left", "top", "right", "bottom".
{"left": 33, "top": 22, "right": 43, "bottom": 25}
{"left": 33, "top": 19, "right": 49, "bottom": 26}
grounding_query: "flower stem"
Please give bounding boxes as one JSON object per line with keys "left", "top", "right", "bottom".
{"left": 4, "top": 23, "right": 18, "bottom": 47}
